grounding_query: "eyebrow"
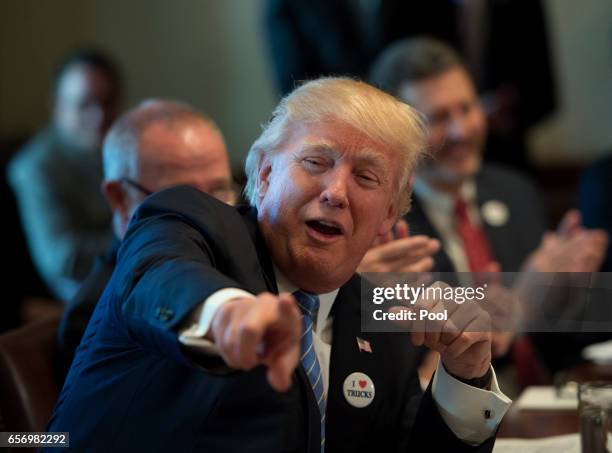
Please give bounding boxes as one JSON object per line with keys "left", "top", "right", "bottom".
{"left": 299, "top": 139, "right": 336, "bottom": 154}
{"left": 299, "top": 141, "right": 389, "bottom": 169}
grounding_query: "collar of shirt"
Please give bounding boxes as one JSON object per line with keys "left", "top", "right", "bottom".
{"left": 413, "top": 176, "right": 477, "bottom": 209}
{"left": 413, "top": 176, "right": 482, "bottom": 227}
{"left": 273, "top": 265, "right": 337, "bottom": 343}
{"left": 413, "top": 177, "right": 480, "bottom": 275}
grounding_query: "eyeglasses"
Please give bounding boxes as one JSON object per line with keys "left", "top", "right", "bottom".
{"left": 120, "top": 177, "right": 153, "bottom": 196}
{"left": 120, "top": 177, "right": 239, "bottom": 205}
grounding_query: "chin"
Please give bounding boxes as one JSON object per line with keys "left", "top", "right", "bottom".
{"left": 448, "top": 156, "right": 480, "bottom": 179}
{"left": 288, "top": 247, "right": 354, "bottom": 293}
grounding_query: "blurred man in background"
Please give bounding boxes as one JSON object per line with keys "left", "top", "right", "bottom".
{"left": 57, "top": 99, "right": 235, "bottom": 372}
{"left": 367, "top": 37, "right": 607, "bottom": 391}
{"left": 8, "top": 49, "right": 121, "bottom": 301}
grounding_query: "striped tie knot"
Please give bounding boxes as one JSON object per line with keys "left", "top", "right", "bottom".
{"left": 293, "top": 290, "right": 320, "bottom": 320}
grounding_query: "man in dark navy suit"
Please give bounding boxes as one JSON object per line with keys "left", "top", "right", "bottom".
{"left": 367, "top": 37, "right": 606, "bottom": 278}
{"left": 45, "top": 78, "right": 511, "bottom": 452}
{"left": 366, "top": 38, "right": 608, "bottom": 381}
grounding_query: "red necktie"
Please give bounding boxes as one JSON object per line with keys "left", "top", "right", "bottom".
{"left": 456, "top": 199, "right": 543, "bottom": 386}
{"left": 454, "top": 198, "right": 494, "bottom": 272}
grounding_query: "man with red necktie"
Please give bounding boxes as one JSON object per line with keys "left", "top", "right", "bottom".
{"left": 366, "top": 37, "right": 607, "bottom": 390}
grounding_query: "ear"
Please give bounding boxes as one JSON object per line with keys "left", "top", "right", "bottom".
{"left": 377, "top": 199, "right": 400, "bottom": 237}
{"left": 101, "top": 180, "right": 131, "bottom": 225}
{"left": 256, "top": 153, "right": 273, "bottom": 202}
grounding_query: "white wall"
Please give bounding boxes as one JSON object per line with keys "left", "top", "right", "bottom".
{"left": 0, "top": 0, "right": 94, "bottom": 138}
{"left": 91, "top": 0, "right": 277, "bottom": 169}
{"left": 0, "top": 0, "right": 277, "bottom": 170}
{"left": 529, "top": 0, "right": 612, "bottom": 164}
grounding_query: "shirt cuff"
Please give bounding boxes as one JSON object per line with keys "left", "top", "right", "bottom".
{"left": 431, "top": 361, "right": 512, "bottom": 445}
{"left": 178, "top": 288, "right": 255, "bottom": 353}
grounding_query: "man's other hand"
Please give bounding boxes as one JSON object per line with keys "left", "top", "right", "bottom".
{"left": 524, "top": 210, "right": 608, "bottom": 273}
{"left": 390, "top": 281, "right": 492, "bottom": 381}
{"left": 358, "top": 219, "right": 440, "bottom": 273}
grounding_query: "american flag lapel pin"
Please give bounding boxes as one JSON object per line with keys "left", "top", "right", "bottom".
{"left": 356, "top": 337, "right": 372, "bottom": 353}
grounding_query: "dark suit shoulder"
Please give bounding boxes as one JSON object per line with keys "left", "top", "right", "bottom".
{"left": 121, "top": 185, "right": 273, "bottom": 303}
{"left": 477, "top": 163, "right": 540, "bottom": 198}
{"left": 579, "top": 154, "right": 612, "bottom": 196}
{"left": 127, "top": 186, "right": 257, "bottom": 263}
{"left": 132, "top": 184, "right": 240, "bottom": 226}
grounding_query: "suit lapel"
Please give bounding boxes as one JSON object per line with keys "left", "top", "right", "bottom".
{"left": 238, "top": 206, "right": 278, "bottom": 293}
{"left": 326, "top": 275, "right": 388, "bottom": 449}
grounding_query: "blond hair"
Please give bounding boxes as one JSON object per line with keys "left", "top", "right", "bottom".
{"left": 243, "top": 77, "right": 426, "bottom": 215}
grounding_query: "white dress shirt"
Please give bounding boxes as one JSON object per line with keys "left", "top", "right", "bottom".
{"left": 179, "top": 267, "right": 511, "bottom": 445}
{"left": 413, "top": 177, "right": 483, "bottom": 276}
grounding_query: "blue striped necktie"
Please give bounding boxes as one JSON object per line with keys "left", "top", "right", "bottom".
{"left": 293, "top": 290, "right": 326, "bottom": 452}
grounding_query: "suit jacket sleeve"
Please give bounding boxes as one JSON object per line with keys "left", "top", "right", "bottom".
{"left": 401, "top": 385, "right": 496, "bottom": 452}
{"left": 105, "top": 186, "right": 262, "bottom": 365}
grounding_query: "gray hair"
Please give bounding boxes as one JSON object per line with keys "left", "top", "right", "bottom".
{"left": 102, "top": 98, "right": 219, "bottom": 181}
{"left": 244, "top": 77, "right": 427, "bottom": 216}
{"left": 369, "top": 37, "right": 465, "bottom": 97}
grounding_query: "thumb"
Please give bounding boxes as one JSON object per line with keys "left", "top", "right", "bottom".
{"left": 557, "top": 209, "right": 582, "bottom": 238}
{"left": 394, "top": 219, "right": 410, "bottom": 239}
{"left": 541, "top": 231, "right": 556, "bottom": 248}
{"left": 266, "top": 341, "right": 300, "bottom": 392}
{"left": 376, "top": 229, "right": 394, "bottom": 246}
{"left": 278, "top": 293, "right": 300, "bottom": 318}
{"left": 485, "top": 261, "right": 501, "bottom": 273}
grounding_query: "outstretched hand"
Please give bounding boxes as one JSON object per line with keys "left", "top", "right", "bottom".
{"left": 208, "top": 292, "right": 302, "bottom": 392}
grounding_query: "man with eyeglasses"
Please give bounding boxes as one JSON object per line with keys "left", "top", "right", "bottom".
{"left": 366, "top": 37, "right": 608, "bottom": 389}
{"left": 57, "top": 99, "right": 235, "bottom": 373}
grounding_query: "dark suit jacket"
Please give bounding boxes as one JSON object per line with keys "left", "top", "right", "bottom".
{"left": 579, "top": 154, "right": 612, "bottom": 272}
{"left": 45, "top": 185, "right": 496, "bottom": 452}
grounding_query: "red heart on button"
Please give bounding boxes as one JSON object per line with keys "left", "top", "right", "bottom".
{"left": 359, "top": 380, "right": 367, "bottom": 389}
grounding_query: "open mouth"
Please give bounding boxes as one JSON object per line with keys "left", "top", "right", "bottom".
{"left": 306, "top": 220, "right": 343, "bottom": 236}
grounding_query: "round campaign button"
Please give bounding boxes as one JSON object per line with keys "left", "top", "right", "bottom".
{"left": 343, "top": 372, "right": 375, "bottom": 408}
{"left": 481, "top": 200, "right": 509, "bottom": 227}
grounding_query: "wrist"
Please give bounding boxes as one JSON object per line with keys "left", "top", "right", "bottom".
{"left": 446, "top": 365, "right": 493, "bottom": 390}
